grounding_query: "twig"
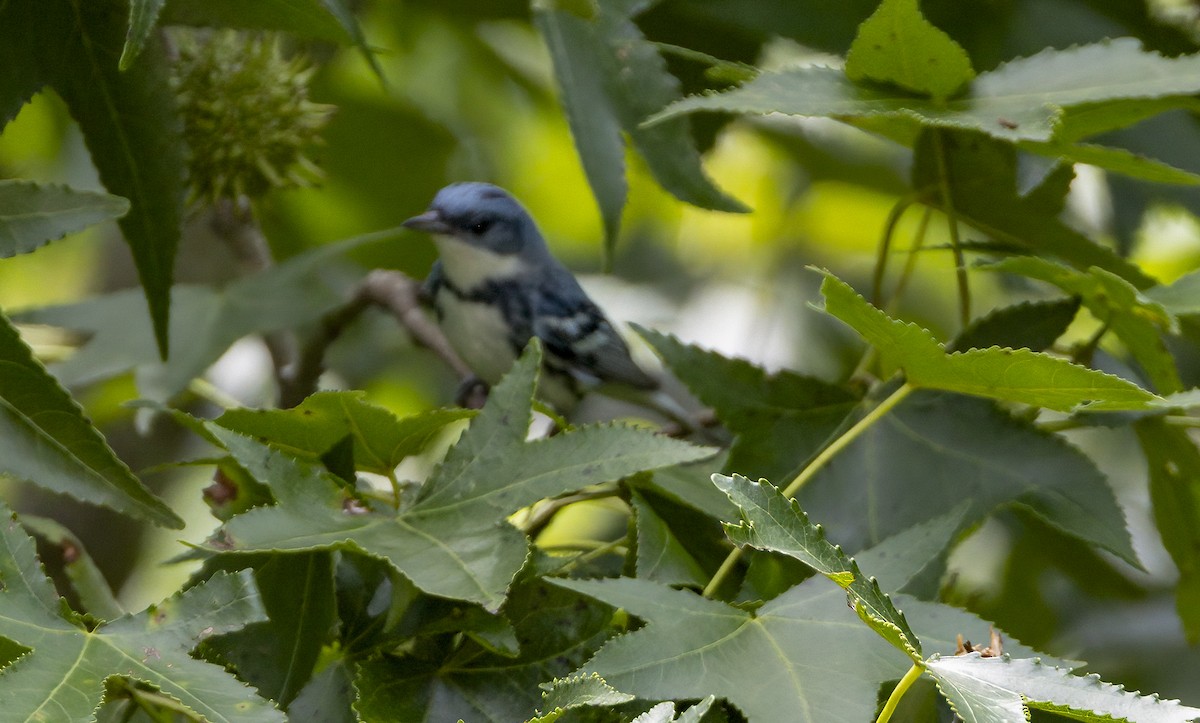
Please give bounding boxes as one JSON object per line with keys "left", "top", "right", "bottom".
{"left": 209, "top": 199, "right": 299, "bottom": 394}
{"left": 280, "top": 269, "right": 474, "bottom": 408}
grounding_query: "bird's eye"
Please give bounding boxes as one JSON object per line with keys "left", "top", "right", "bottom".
{"left": 469, "top": 219, "right": 493, "bottom": 235}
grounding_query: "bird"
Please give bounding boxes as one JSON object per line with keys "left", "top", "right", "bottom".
{"left": 402, "top": 182, "right": 686, "bottom": 422}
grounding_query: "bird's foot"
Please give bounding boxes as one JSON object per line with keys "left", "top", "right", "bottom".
{"left": 455, "top": 375, "right": 490, "bottom": 409}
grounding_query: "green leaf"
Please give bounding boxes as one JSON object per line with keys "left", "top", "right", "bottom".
{"left": 985, "top": 257, "right": 1182, "bottom": 393}
{"left": 20, "top": 516, "right": 124, "bottom": 621}
{"left": 1147, "top": 268, "right": 1200, "bottom": 316}
{"left": 119, "top": 0, "right": 166, "bottom": 69}
{"left": 0, "top": 180, "right": 129, "bottom": 258}
{"left": 0, "top": 502, "right": 282, "bottom": 721}
{"left": 844, "top": 0, "right": 974, "bottom": 100}
{"left": 534, "top": 7, "right": 630, "bottom": 249}
{"left": 16, "top": 231, "right": 391, "bottom": 402}
{"left": 630, "top": 698, "right": 715, "bottom": 723}
{"left": 950, "top": 297, "right": 1081, "bottom": 352}
{"left": 925, "top": 654, "right": 1200, "bottom": 723}
{"left": 0, "top": 309, "right": 182, "bottom": 528}
{"left": 1017, "top": 140, "right": 1200, "bottom": 186}
{"left": 552, "top": 575, "right": 910, "bottom": 723}
{"left": 714, "top": 474, "right": 922, "bottom": 659}
{"left": 206, "top": 344, "right": 712, "bottom": 611}
{"left": 539, "top": 673, "right": 635, "bottom": 716}
{"left": 0, "top": 0, "right": 186, "bottom": 357}
{"left": 353, "top": 579, "right": 614, "bottom": 722}
{"left": 216, "top": 392, "right": 472, "bottom": 476}
{"left": 1134, "top": 419, "right": 1200, "bottom": 644}
{"left": 202, "top": 552, "right": 336, "bottom": 706}
{"left": 796, "top": 389, "right": 1139, "bottom": 566}
{"left": 288, "top": 658, "right": 355, "bottom": 723}
{"left": 631, "top": 490, "right": 709, "bottom": 588}
{"left": 536, "top": 2, "right": 744, "bottom": 254}
{"left": 911, "top": 129, "right": 1153, "bottom": 288}
{"left": 638, "top": 328, "right": 859, "bottom": 483}
{"left": 819, "top": 270, "right": 1160, "bottom": 412}
{"left": 161, "top": 0, "right": 352, "bottom": 42}
{"left": 651, "top": 39, "right": 1200, "bottom": 143}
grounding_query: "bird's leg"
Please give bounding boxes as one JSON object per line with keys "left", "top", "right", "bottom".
{"left": 455, "top": 374, "right": 490, "bottom": 409}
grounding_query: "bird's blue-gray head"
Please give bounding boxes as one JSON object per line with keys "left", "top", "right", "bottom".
{"left": 403, "top": 183, "right": 548, "bottom": 258}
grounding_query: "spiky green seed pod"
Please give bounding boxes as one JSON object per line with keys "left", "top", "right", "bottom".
{"left": 172, "top": 31, "right": 334, "bottom": 205}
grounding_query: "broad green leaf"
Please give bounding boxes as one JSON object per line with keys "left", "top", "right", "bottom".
{"left": 536, "top": 2, "right": 744, "bottom": 254}
{"left": 20, "top": 516, "right": 124, "bottom": 621}
{"left": 796, "top": 389, "right": 1139, "bottom": 566}
{"left": 950, "top": 298, "right": 1080, "bottom": 352}
{"left": 202, "top": 552, "right": 336, "bottom": 706}
{"left": 911, "top": 129, "right": 1153, "bottom": 288}
{"left": 714, "top": 474, "right": 921, "bottom": 659}
{"left": 1147, "top": 268, "right": 1200, "bottom": 316}
{"left": 206, "top": 345, "right": 712, "bottom": 611}
{"left": 553, "top": 575, "right": 907, "bottom": 723}
{"left": 1134, "top": 419, "right": 1200, "bottom": 644}
{"left": 554, "top": 520, "right": 1062, "bottom": 723}
{"left": 1018, "top": 140, "right": 1200, "bottom": 186}
{"left": 651, "top": 39, "right": 1200, "bottom": 143}
{"left": 216, "top": 392, "right": 472, "bottom": 475}
{"left": 844, "top": 0, "right": 974, "bottom": 100}
{"left": 0, "top": 180, "right": 128, "bottom": 258}
{"left": 0, "top": 309, "right": 182, "bottom": 528}
{"left": 534, "top": 7, "right": 629, "bottom": 249}
{"left": 985, "top": 257, "right": 1182, "bottom": 393}
{"left": 1056, "top": 96, "right": 1200, "bottom": 143}
{"left": 161, "top": 0, "right": 349, "bottom": 42}
{"left": 819, "top": 271, "right": 1160, "bottom": 412}
{"left": 639, "top": 328, "right": 859, "bottom": 483}
{"left": 853, "top": 504, "right": 969, "bottom": 594}
{"left": 0, "top": 502, "right": 282, "bottom": 721}
{"left": 353, "top": 579, "right": 614, "bottom": 722}
{"left": 0, "top": 0, "right": 186, "bottom": 357}
{"left": 630, "top": 698, "right": 715, "bottom": 723}
{"left": 119, "top": 0, "right": 166, "bottom": 69}
{"left": 288, "top": 659, "right": 355, "bottom": 723}
{"left": 539, "top": 673, "right": 635, "bottom": 716}
{"left": 925, "top": 654, "right": 1200, "bottom": 723}
{"left": 16, "top": 231, "right": 392, "bottom": 402}
{"left": 632, "top": 490, "right": 709, "bottom": 588}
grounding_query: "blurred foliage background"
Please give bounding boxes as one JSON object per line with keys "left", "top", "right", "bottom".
{"left": 3, "top": 0, "right": 1200, "bottom": 707}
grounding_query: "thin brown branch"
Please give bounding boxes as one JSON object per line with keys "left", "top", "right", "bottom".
{"left": 280, "top": 269, "right": 475, "bottom": 408}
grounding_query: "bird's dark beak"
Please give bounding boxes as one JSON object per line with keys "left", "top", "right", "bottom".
{"left": 402, "top": 210, "right": 452, "bottom": 234}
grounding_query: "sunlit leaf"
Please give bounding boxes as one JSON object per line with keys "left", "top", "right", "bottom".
{"left": 651, "top": 39, "right": 1200, "bottom": 143}
{"left": 985, "top": 257, "right": 1182, "bottom": 393}
{"left": 925, "top": 654, "right": 1200, "bottom": 723}
{"left": 119, "top": 0, "right": 166, "bottom": 69}
{"left": 205, "top": 345, "right": 712, "bottom": 611}
{"left": 844, "top": 0, "right": 974, "bottom": 99}
{"left": 715, "top": 474, "right": 921, "bottom": 659}
{"left": 216, "top": 392, "right": 471, "bottom": 476}
{"left": 820, "top": 271, "right": 1160, "bottom": 412}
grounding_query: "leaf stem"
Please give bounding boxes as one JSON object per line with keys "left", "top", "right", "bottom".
{"left": 875, "top": 662, "right": 925, "bottom": 723}
{"left": 872, "top": 193, "right": 918, "bottom": 307}
{"left": 931, "top": 131, "right": 971, "bottom": 329}
{"left": 782, "top": 382, "right": 915, "bottom": 499}
{"left": 702, "top": 382, "right": 917, "bottom": 598}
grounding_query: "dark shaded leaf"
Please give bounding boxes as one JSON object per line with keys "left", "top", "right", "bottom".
{"left": 0, "top": 309, "right": 181, "bottom": 527}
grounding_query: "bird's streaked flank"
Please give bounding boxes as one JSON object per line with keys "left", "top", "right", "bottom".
{"left": 403, "top": 182, "right": 681, "bottom": 418}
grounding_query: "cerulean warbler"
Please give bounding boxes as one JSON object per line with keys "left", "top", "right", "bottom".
{"left": 403, "top": 182, "right": 683, "bottom": 420}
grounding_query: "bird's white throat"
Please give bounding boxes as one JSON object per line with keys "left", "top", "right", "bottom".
{"left": 433, "top": 235, "right": 526, "bottom": 290}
